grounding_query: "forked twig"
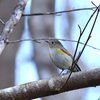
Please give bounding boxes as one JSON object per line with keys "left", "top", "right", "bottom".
{"left": 58, "top": 4, "right": 100, "bottom": 92}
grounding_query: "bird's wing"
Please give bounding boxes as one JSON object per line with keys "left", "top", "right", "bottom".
{"left": 59, "top": 47, "right": 81, "bottom": 71}
{"left": 59, "top": 47, "right": 73, "bottom": 58}
{"left": 60, "top": 47, "right": 81, "bottom": 71}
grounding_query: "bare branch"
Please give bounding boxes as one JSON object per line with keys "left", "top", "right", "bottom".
{"left": 0, "top": 19, "right": 5, "bottom": 25}
{"left": 58, "top": 5, "right": 100, "bottom": 91}
{"left": 0, "top": 68, "right": 100, "bottom": 100}
{"left": 73, "top": 24, "right": 83, "bottom": 61}
{"left": 7, "top": 38, "right": 100, "bottom": 51}
{"left": 8, "top": 39, "right": 41, "bottom": 44}
{"left": 91, "top": 1, "right": 97, "bottom": 7}
{"left": 0, "top": 0, "right": 28, "bottom": 55}
{"left": 76, "top": 6, "right": 99, "bottom": 62}
{"left": 22, "top": 7, "right": 96, "bottom": 16}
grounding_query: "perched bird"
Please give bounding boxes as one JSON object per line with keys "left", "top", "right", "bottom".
{"left": 46, "top": 39, "right": 81, "bottom": 74}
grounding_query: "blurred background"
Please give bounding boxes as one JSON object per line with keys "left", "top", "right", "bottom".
{"left": 0, "top": 0, "right": 100, "bottom": 100}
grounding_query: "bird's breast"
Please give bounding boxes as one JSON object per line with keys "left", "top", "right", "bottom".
{"left": 49, "top": 48, "right": 72, "bottom": 69}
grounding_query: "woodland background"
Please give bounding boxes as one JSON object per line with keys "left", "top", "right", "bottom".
{"left": 0, "top": 0, "right": 100, "bottom": 100}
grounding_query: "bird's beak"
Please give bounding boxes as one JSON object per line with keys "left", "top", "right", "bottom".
{"left": 45, "top": 40, "right": 49, "bottom": 43}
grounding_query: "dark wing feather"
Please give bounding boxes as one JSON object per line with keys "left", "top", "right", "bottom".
{"left": 60, "top": 46, "right": 73, "bottom": 58}
{"left": 60, "top": 46, "right": 81, "bottom": 71}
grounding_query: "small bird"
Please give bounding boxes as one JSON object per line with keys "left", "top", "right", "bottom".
{"left": 46, "top": 39, "right": 81, "bottom": 74}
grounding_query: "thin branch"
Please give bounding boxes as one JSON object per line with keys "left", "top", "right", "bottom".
{"left": 59, "top": 4, "right": 99, "bottom": 91}
{"left": 73, "top": 25, "right": 83, "bottom": 61}
{"left": 72, "top": 3, "right": 99, "bottom": 60}
{"left": 22, "top": 7, "right": 96, "bottom": 16}
{"left": 0, "top": 68, "right": 100, "bottom": 100}
{"left": 7, "top": 39, "right": 41, "bottom": 44}
{"left": 0, "top": 19, "right": 5, "bottom": 25}
{"left": 76, "top": 7, "right": 99, "bottom": 62}
{"left": 7, "top": 38, "right": 100, "bottom": 51}
{"left": 91, "top": 1, "right": 97, "bottom": 7}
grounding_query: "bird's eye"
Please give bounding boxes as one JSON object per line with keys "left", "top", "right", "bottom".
{"left": 52, "top": 41, "right": 56, "bottom": 44}
{"left": 52, "top": 41, "right": 54, "bottom": 44}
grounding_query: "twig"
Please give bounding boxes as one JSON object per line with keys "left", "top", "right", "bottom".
{"left": 69, "top": 4, "right": 99, "bottom": 85}
{"left": 22, "top": 7, "right": 96, "bottom": 16}
{"left": 7, "top": 38, "right": 100, "bottom": 51}
{"left": 8, "top": 39, "right": 41, "bottom": 44}
{"left": 58, "top": 4, "right": 99, "bottom": 92}
{"left": 72, "top": 3, "right": 99, "bottom": 59}
{"left": 0, "top": 19, "right": 5, "bottom": 25}
{"left": 73, "top": 25, "right": 83, "bottom": 61}
{"left": 76, "top": 8, "right": 99, "bottom": 62}
{"left": 91, "top": 1, "right": 97, "bottom": 7}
